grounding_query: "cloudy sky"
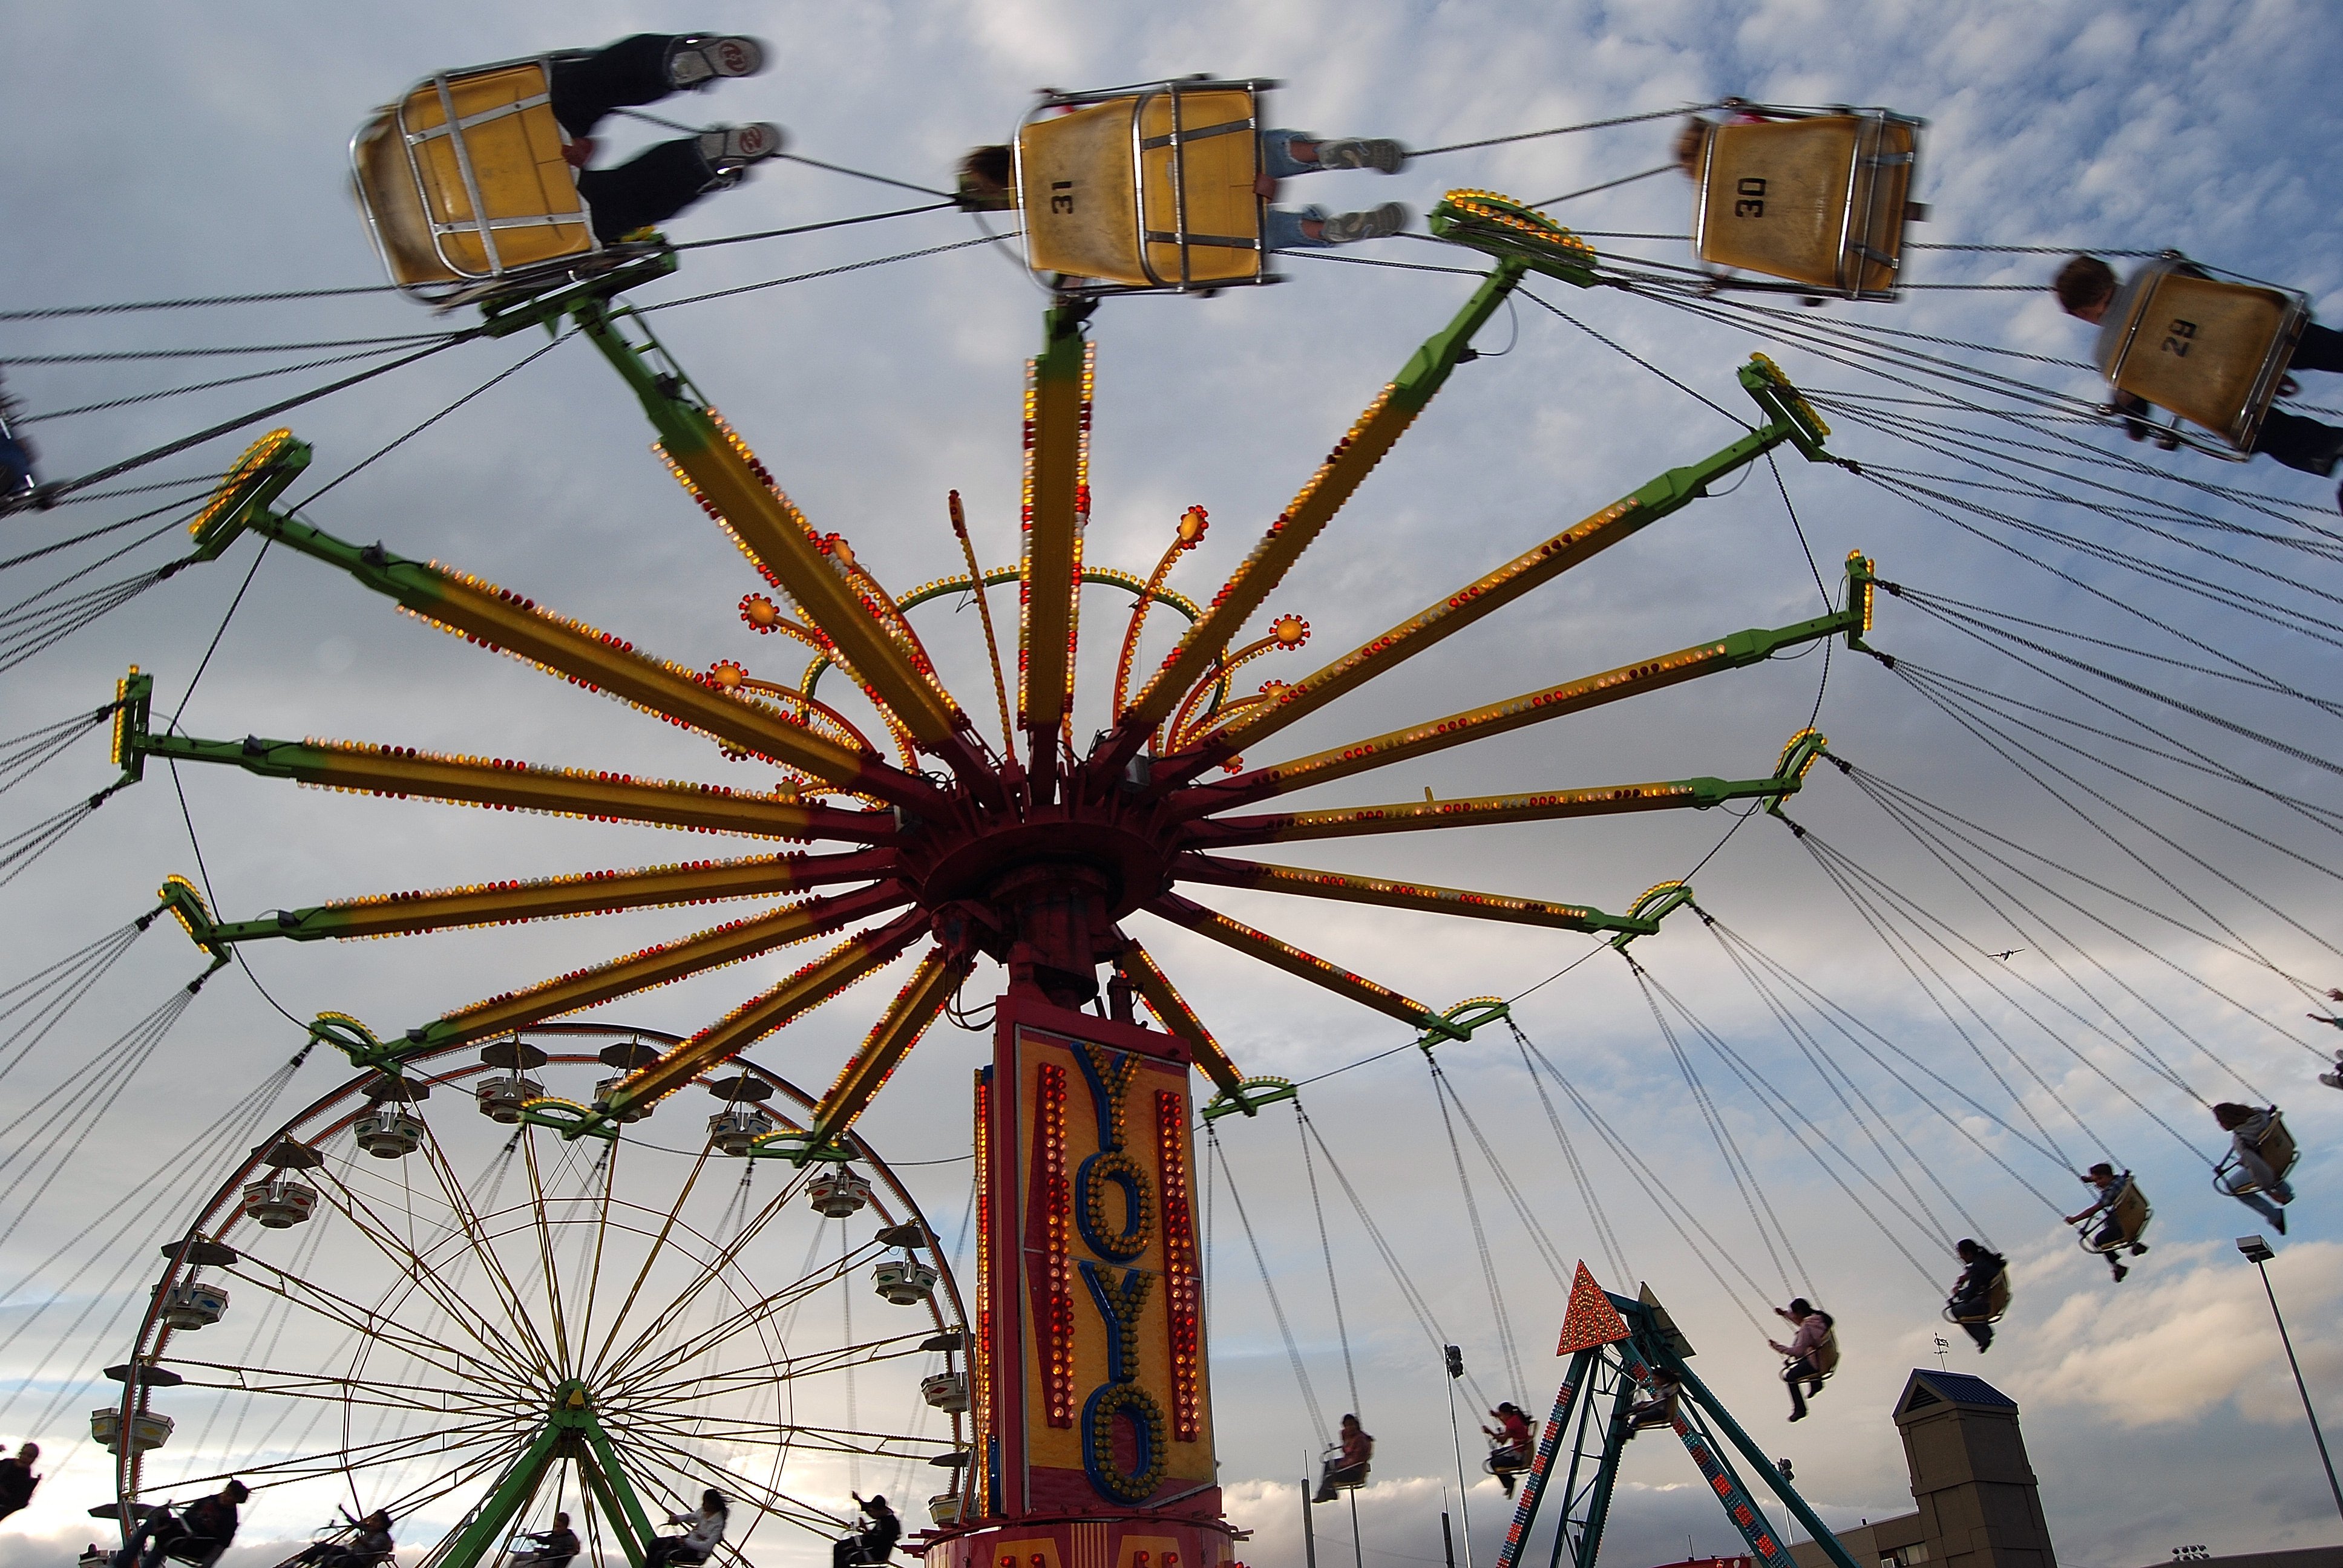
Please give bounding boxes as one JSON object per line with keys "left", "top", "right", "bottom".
{"left": 4, "top": 3, "right": 2342, "bottom": 1568}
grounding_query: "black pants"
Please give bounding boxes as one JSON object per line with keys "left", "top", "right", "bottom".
{"left": 2256, "top": 322, "right": 2343, "bottom": 477}
{"left": 834, "top": 1534, "right": 891, "bottom": 1568}
{"left": 1782, "top": 1356, "right": 1820, "bottom": 1417}
{"left": 1948, "top": 1298, "right": 1993, "bottom": 1348}
{"left": 548, "top": 35, "right": 721, "bottom": 243}
{"left": 643, "top": 1540, "right": 706, "bottom": 1568}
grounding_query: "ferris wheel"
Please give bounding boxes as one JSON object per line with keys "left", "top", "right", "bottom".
{"left": 103, "top": 1024, "right": 968, "bottom": 1568}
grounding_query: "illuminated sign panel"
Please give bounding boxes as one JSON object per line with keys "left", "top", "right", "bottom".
{"left": 982, "top": 1001, "right": 1215, "bottom": 1518}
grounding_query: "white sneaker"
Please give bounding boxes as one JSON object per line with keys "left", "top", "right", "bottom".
{"left": 666, "top": 35, "right": 765, "bottom": 89}
{"left": 1314, "top": 138, "right": 1409, "bottom": 173}
{"left": 697, "top": 122, "right": 787, "bottom": 177}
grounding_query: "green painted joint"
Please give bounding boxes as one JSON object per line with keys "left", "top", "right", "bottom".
{"left": 476, "top": 250, "right": 678, "bottom": 340}
{"left": 572, "top": 299, "right": 720, "bottom": 456}
{"left": 211, "top": 904, "right": 345, "bottom": 943}
{"left": 110, "top": 670, "right": 154, "bottom": 784}
{"left": 188, "top": 435, "right": 313, "bottom": 563}
{"left": 438, "top": 1419, "right": 563, "bottom": 1568}
{"left": 1631, "top": 419, "right": 1797, "bottom": 517}
{"left": 153, "top": 875, "right": 234, "bottom": 969}
{"left": 308, "top": 1012, "right": 407, "bottom": 1076}
{"left": 745, "top": 1128, "right": 858, "bottom": 1166}
{"left": 518, "top": 1099, "right": 621, "bottom": 1142}
{"left": 1200, "top": 1076, "right": 1297, "bottom": 1121}
{"left": 1737, "top": 355, "right": 1833, "bottom": 461}
{"left": 1608, "top": 882, "right": 1695, "bottom": 951}
{"left": 1392, "top": 258, "right": 1529, "bottom": 410}
{"left": 1844, "top": 552, "right": 1879, "bottom": 653}
{"left": 1414, "top": 995, "right": 1514, "bottom": 1053}
{"left": 1426, "top": 192, "right": 1601, "bottom": 291}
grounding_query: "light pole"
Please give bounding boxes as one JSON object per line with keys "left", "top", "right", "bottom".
{"left": 2236, "top": 1235, "right": 2343, "bottom": 1525}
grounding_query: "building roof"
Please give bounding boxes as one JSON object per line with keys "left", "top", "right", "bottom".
{"left": 1896, "top": 1369, "right": 2019, "bottom": 1414}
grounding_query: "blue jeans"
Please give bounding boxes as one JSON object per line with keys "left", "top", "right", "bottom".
{"left": 2258, "top": 321, "right": 2343, "bottom": 475}
{"left": 1260, "top": 128, "right": 1329, "bottom": 251}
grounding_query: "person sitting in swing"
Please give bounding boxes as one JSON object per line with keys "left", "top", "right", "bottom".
{"left": 545, "top": 34, "right": 785, "bottom": 243}
{"left": 2054, "top": 254, "right": 2343, "bottom": 508}
{"left": 1766, "top": 1298, "right": 1833, "bottom": 1423}
{"left": 513, "top": 1514, "right": 579, "bottom": 1568}
{"left": 2065, "top": 1163, "right": 2145, "bottom": 1281}
{"left": 1625, "top": 1368, "right": 1682, "bottom": 1433}
{"left": 120, "top": 1480, "right": 247, "bottom": 1568}
{"left": 1945, "top": 1239, "right": 2007, "bottom": 1351}
{"left": 2213, "top": 1103, "right": 2296, "bottom": 1231}
{"left": 292, "top": 1508, "right": 393, "bottom": 1568}
{"left": 648, "top": 1490, "right": 727, "bottom": 1568}
{"left": 2305, "top": 989, "right": 2343, "bottom": 1090}
{"left": 955, "top": 127, "right": 1411, "bottom": 248}
{"left": 1481, "top": 1402, "right": 1534, "bottom": 1496}
{"left": 831, "top": 1492, "right": 899, "bottom": 1568}
{"left": 1312, "top": 1413, "right": 1374, "bottom": 1502}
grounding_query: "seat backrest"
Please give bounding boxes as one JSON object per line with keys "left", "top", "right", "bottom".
{"left": 1811, "top": 1327, "right": 1840, "bottom": 1374}
{"left": 2111, "top": 1179, "right": 2151, "bottom": 1240}
{"left": 2259, "top": 1115, "right": 2298, "bottom": 1180}
{"left": 1018, "top": 83, "right": 1265, "bottom": 292}
{"left": 2097, "top": 262, "right": 2304, "bottom": 451}
{"left": 1694, "top": 113, "right": 1918, "bottom": 297}
{"left": 352, "top": 60, "right": 595, "bottom": 295}
{"left": 1985, "top": 1270, "right": 2012, "bottom": 1316}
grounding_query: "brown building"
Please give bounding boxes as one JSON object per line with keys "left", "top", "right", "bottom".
{"left": 1786, "top": 1371, "right": 2342, "bottom": 1568}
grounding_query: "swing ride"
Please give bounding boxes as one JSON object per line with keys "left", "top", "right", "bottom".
{"left": 2, "top": 33, "right": 2340, "bottom": 1568}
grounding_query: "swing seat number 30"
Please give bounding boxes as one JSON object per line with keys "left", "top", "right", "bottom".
{"left": 1734, "top": 177, "right": 1767, "bottom": 219}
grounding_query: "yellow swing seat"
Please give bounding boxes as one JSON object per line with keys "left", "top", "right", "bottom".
{"left": 352, "top": 57, "right": 645, "bottom": 306}
{"left": 2096, "top": 256, "right": 2309, "bottom": 457}
{"left": 2077, "top": 1177, "right": 2152, "bottom": 1255}
{"left": 1015, "top": 77, "right": 1279, "bottom": 295}
{"left": 1943, "top": 1270, "right": 2011, "bottom": 1327}
{"left": 2212, "top": 1108, "right": 2298, "bottom": 1196}
{"left": 1692, "top": 106, "right": 1924, "bottom": 300}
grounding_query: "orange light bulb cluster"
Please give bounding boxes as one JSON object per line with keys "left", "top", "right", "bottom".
{"left": 972, "top": 1074, "right": 993, "bottom": 1518}
{"left": 1271, "top": 615, "right": 1309, "bottom": 648}
{"left": 444, "top": 898, "right": 825, "bottom": 1024}
{"left": 1158, "top": 1088, "right": 1202, "bottom": 1442}
{"left": 1177, "top": 506, "right": 1208, "bottom": 547}
{"left": 188, "top": 428, "right": 296, "bottom": 540}
{"left": 1038, "top": 1062, "right": 1075, "bottom": 1427}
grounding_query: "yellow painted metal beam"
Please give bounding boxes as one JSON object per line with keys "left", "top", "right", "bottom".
{"left": 426, "top": 883, "right": 911, "bottom": 1048}
{"left": 807, "top": 947, "right": 975, "bottom": 1144}
{"left": 1146, "top": 892, "right": 1439, "bottom": 1030}
{"left": 1111, "top": 261, "right": 1526, "bottom": 758}
{"left": 1019, "top": 315, "right": 1092, "bottom": 748}
{"left": 243, "top": 849, "right": 899, "bottom": 941}
{"left": 601, "top": 909, "right": 931, "bottom": 1117}
{"left": 1177, "top": 855, "right": 1627, "bottom": 933}
{"left": 1119, "top": 942, "right": 1246, "bottom": 1100}
{"left": 1191, "top": 776, "right": 1783, "bottom": 846}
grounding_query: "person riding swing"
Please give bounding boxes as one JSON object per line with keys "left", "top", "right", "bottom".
{"left": 1766, "top": 1298, "right": 1835, "bottom": 1422}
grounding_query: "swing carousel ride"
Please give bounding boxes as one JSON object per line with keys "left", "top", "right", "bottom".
{"left": 1, "top": 34, "right": 2338, "bottom": 1568}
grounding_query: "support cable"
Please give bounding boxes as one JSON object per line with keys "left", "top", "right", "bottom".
{"left": 1294, "top": 1102, "right": 1361, "bottom": 1419}
{"left": 1205, "top": 1123, "right": 1327, "bottom": 1439}
{"left": 0, "top": 703, "right": 115, "bottom": 794}
{"left": 1426, "top": 1056, "right": 1526, "bottom": 1399}
{"left": 1411, "top": 103, "right": 1731, "bottom": 158}
{"left": 1504, "top": 1020, "right": 1633, "bottom": 1285}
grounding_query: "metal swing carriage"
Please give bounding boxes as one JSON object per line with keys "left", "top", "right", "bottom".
{"left": 2095, "top": 254, "right": 2310, "bottom": 459}
{"left": 2077, "top": 1172, "right": 2153, "bottom": 1259}
{"left": 351, "top": 56, "right": 657, "bottom": 307}
{"left": 1689, "top": 103, "right": 1926, "bottom": 300}
{"left": 1014, "top": 76, "right": 1282, "bottom": 296}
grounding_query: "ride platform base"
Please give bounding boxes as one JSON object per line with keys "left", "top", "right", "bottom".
{"left": 917, "top": 1514, "right": 1247, "bottom": 1568}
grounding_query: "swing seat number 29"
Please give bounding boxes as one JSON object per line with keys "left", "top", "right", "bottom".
{"left": 2161, "top": 318, "right": 2197, "bottom": 357}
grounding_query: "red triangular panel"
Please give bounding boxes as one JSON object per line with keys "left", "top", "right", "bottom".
{"left": 1555, "top": 1260, "right": 1630, "bottom": 1353}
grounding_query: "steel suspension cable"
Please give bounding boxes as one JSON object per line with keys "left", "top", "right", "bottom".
{"left": 1637, "top": 965, "right": 1951, "bottom": 1284}
{"left": 0, "top": 919, "right": 148, "bottom": 1083}
{"left": 1293, "top": 1102, "right": 1361, "bottom": 1419}
{"left": 1204, "top": 1122, "right": 1327, "bottom": 1440}
{"left": 1503, "top": 1020, "right": 1632, "bottom": 1284}
{"left": 1425, "top": 1055, "right": 1526, "bottom": 1399}
{"left": 1410, "top": 102, "right": 1731, "bottom": 158}
{"left": 1627, "top": 960, "right": 1803, "bottom": 1296}
{"left": 1693, "top": 912, "right": 1992, "bottom": 1243}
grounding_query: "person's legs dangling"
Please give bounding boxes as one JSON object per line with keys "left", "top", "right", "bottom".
{"left": 549, "top": 34, "right": 679, "bottom": 139}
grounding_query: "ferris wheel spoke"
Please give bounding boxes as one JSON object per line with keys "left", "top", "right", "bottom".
{"left": 421, "top": 885, "right": 914, "bottom": 1054}
{"left": 600, "top": 1421, "right": 845, "bottom": 1540}
{"left": 598, "top": 1242, "right": 867, "bottom": 1395}
{"left": 146, "top": 1413, "right": 525, "bottom": 1493}
{"left": 588, "top": 1164, "right": 827, "bottom": 1386}
{"left": 411, "top": 1120, "right": 568, "bottom": 1382}
{"left": 1176, "top": 852, "right": 1658, "bottom": 934}
{"left": 165, "top": 1361, "right": 516, "bottom": 1420}
{"left": 563, "top": 1138, "right": 622, "bottom": 1367}
{"left": 1147, "top": 892, "right": 1443, "bottom": 1028}
{"left": 572, "top": 1133, "right": 724, "bottom": 1389}
{"left": 215, "top": 1257, "right": 526, "bottom": 1394}
{"left": 303, "top": 1165, "right": 557, "bottom": 1385}
{"left": 516, "top": 1131, "right": 576, "bottom": 1370}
